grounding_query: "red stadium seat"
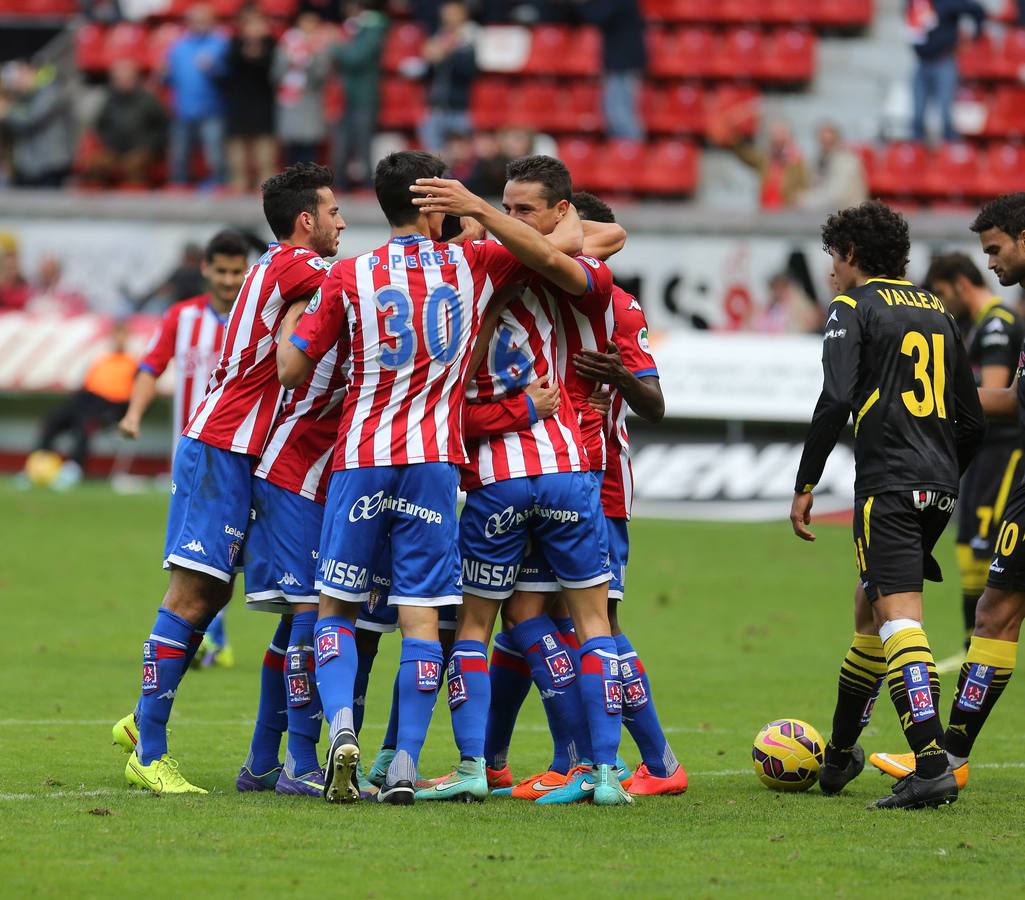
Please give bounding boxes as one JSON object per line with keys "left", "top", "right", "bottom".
{"left": 470, "top": 78, "right": 511, "bottom": 131}
{"left": 591, "top": 140, "right": 648, "bottom": 193}
{"left": 642, "top": 83, "right": 705, "bottom": 135}
{"left": 640, "top": 140, "right": 699, "bottom": 195}
{"left": 75, "top": 23, "right": 108, "bottom": 74}
{"left": 558, "top": 138, "right": 601, "bottom": 191}
{"left": 560, "top": 27, "right": 602, "bottom": 77}
{"left": 147, "top": 23, "right": 184, "bottom": 72}
{"left": 505, "top": 81, "right": 562, "bottom": 131}
{"left": 815, "top": 0, "right": 873, "bottom": 27}
{"left": 761, "top": 29, "right": 816, "bottom": 83}
{"left": 761, "top": 0, "right": 815, "bottom": 24}
{"left": 1002, "top": 28, "right": 1025, "bottom": 80}
{"left": 708, "top": 84, "right": 760, "bottom": 138}
{"left": 851, "top": 144, "right": 877, "bottom": 185}
{"left": 383, "top": 22, "right": 426, "bottom": 73}
{"left": 919, "top": 143, "right": 980, "bottom": 198}
{"left": 978, "top": 143, "right": 1025, "bottom": 196}
{"left": 105, "top": 23, "right": 150, "bottom": 71}
{"left": 713, "top": 28, "right": 763, "bottom": 79}
{"left": 523, "top": 25, "right": 568, "bottom": 75}
{"left": 983, "top": 86, "right": 1025, "bottom": 137}
{"left": 564, "top": 81, "right": 603, "bottom": 132}
{"left": 649, "top": 28, "right": 715, "bottom": 78}
{"left": 871, "top": 142, "right": 928, "bottom": 197}
{"left": 377, "top": 78, "right": 426, "bottom": 130}
{"left": 958, "top": 33, "right": 999, "bottom": 81}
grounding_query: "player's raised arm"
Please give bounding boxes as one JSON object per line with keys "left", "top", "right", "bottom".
{"left": 411, "top": 177, "right": 592, "bottom": 295}
{"left": 791, "top": 296, "right": 863, "bottom": 539}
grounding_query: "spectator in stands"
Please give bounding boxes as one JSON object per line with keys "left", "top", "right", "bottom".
{"left": 573, "top": 0, "right": 646, "bottom": 141}
{"left": 223, "top": 7, "right": 278, "bottom": 193}
{"left": 273, "top": 11, "right": 332, "bottom": 166}
{"left": 754, "top": 272, "right": 823, "bottom": 334}
{"left": 85, "top": 60, "right": 167, "bottom": 188}
{"left": 710, "top": 116, "right": 809, "bottom": 211}
{"left": 164, "top": 4, "right": 229, "bottom": 186}
{"left": 0, "top": 233, "right": 29, "bottom": 312}
{"left": 796, "top": 122, "right": 867, "bottom": 211}
{"left": 906, "top": 0, "right": 985, "bottom": 142}
{"left": 469, "top": 131, "right": 507, "bottom": 196}
{"left": 25, "top": 256, "right": 89, "bottom": 317}
{"left": 331, "top": 0, "right": 389, "bottom": 190}
{"left": 418, "top": 1, "right": 478, "bottom": 153}
{"left": 35, "top": 320, "right": 136, "bottom": 478}
{"left": 0, "top": 61, "right": 73, "bottom": 188}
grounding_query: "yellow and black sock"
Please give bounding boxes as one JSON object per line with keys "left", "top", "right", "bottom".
{"left": 945, "top": 636, "right": 1017, "bottom": 761}
{"left": 956, "top": 543, "right": 988, "bottom": 650}
{"left": 826, "top": 632, "right": 887, "bottom": 766}
{"left": 881, "top": 620, "right": 947, "bottom": 779}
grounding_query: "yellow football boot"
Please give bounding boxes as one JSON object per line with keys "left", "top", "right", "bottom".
{"left": 125, "top": 753, "right": 208, "bottom": 795}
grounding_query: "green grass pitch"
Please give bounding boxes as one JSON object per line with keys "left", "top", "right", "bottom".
{"left": 3, "top": 481, "right": 1024, "bottom": 897}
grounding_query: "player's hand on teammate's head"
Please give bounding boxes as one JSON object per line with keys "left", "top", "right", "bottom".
{"left": 411, "top": 178, "right": 486, "bottom": 219}
{"left": 524, "top": 377, "right": 560, "bottom": 419}
{"left": 789, "top": 491, "right": 816, "bottom": 542}
{"left": 457, "top": 215, "right": 487, "bottom": 242}
{"left": 573, "top": 341, "right": 627, "bottom": 386}
{"left": 587, "top": 389, "right": 612, "bottom": 417}
{"left": 118, "top": 414, "right": 140, "bottom": 440}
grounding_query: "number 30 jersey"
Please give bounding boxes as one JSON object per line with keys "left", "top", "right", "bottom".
{"left": 291, "top": 234, "right": 524, "bottom": 471}
{"left": 795, "top": 277, "right": 986, "bottom": 499}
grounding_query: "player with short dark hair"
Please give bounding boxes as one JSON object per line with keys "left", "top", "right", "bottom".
{"left": 114, "top": 163, "right": 344, "bottom": 794}
{"left": 791, "top": 201, "right": 985, "bottom": 810}
{"left": 872, "top": 193, "right": 1025, "bottom": 793}
{"left": 924, "top": 253, "right": 1024, "bottom": 663}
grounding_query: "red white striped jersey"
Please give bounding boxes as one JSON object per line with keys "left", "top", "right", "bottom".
{"left": 253, "top": 331, "right": 350, "bottom": 504}
{"left": 602, "top": 287, "right": 659, "bottom": 520}
{"left": 462, "top": 251, "right": 610, "bottom": 491}
{"left": 138, "top": 294, "right": 227, "bottom": 442}
{"left": 185, "top": 243, "right": 330, "bottom": 456}
{"left": 291, "top": 234, "right": 525, "bottom": 470}
{"left": 554, "top": 256, "right": 615, "bottom": 471}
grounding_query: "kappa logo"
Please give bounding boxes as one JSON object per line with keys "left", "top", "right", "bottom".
{"left": 156, "top": 689, "right": 177, "bottom": 701}
{"left": 293, "top": 247, "right": 311, "bottom": 257}
{"left": 278, "top": 572, "right": 302, "bottom": 587}
{"left": 539, "top": 688, "right": 564, "bottom": 700}
{"left": 181, "top": 539, "right": 206, "bottom": 555}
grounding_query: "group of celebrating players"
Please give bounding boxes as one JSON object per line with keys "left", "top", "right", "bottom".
{"left": 110, "top": 151, "right": 686, "bottom": 806}
{"left": 109, "top": 144, "right": 1025, "bottom": 811}
{"left": 791, "top": 193, "right": 1025, "bottom": 809}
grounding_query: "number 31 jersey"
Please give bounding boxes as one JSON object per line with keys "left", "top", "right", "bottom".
{"left": 795, "top": 277, "right": 985, "bottom": 499}
{"left": 291, "top": 234, "right": 525, "bottom": 471}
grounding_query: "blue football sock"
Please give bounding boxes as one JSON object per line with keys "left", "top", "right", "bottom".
{"left": 285, "top": 611, "right": 322, "bottom": 776}
{"left": 207, "top": 608, "right": 227, "bottom": 648}
{"left": 134, "top": 615, "right": 211, "bottom": 724}
{"left": 382, "top": 669, "right": 400, "bottom": 750}
{"left": 394, "top": 638, "right": 443, "bottom": 768}
{"left": 579, "top": 636, "right": 623, "bottom": 766}
{"left": 244, "top": 617, "right": 290, "bottom": 775}
{"left": 616, "top": 633, "right": 677, "bottom": 778}
{"left": 448, "top": 640, "right": 490, "bottom": 759}
{"left": 484, "top": 632, "right": 532, "bottom": 770}
{"left": 137, "top": 608, "right": 195, "bottom": 765}
{"left": 510, "top": 615, "right": 590, "bottom": 772}
{"left": 353, "top": 648, "right": 377, "bottom": 737}
{"left": 314, "top": 616, "right": 357, "bottom": 742}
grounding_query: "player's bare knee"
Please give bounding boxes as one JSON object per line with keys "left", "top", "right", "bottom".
{"left": 164, "top": 566, "right": 229, "bottom": 623}
{"left": 397, "top": 605, "right": 439, "bottom": 641}
{"left": 973, "top": 588, "right": 1025, "bottom": 640}
{"left": 456, "top": 594, "right": 498, "bottom": 643}
{"left": 504, "top": 590, "right": 547, "bottom": 628}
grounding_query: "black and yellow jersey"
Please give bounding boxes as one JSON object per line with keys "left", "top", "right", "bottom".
{"left": 795, "top": 277, "right": 985, "bottom": 499}
{"left": 966, "top": 297, "right": 1023, "bottom": 444}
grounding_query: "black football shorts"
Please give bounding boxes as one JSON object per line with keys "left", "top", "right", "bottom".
{"left": 986, "top": 481, "right": 1025, "bottom": 594}
{"left": 853, "top": 489, "right": 956, "bottom": 601}
{"left": 957, "top": 442, "right": 1024, "bottom": 556}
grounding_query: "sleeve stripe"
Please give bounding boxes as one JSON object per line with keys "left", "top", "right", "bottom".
{"left": 137, "top": 362, "right": 158, "bottom": 376}
{"left": 632, "top": 367, "right": 659, "bottom": 378}
{"left": 289, "top": 333, "right": 311, "bottom": 353}
{"left": 574, "top": 258, "right": 595, "bottom": 293}
{"left": 832, "top": 295, "right": 857, "bottom": 309}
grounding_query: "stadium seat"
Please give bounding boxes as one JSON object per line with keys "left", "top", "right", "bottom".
{"left": 919, "top": 143, "right": 979, "bottom": 199}
{"left": 649, "top": 28, "right": 715, "bottom": 78}
{"left": 470, "top": 78, "right": 511, "bottom": 131}
{"left": 564, "top": 81, "right": 603, "bottom": 132}
{"left": 977, "top": 143, "right": 1025, "bottom": 196}
{"left": 762, "top": 0, "right": 816, "bottom": 25}
{"left": 377, "top": 78, "right": 426, "bottom": 130}
{"left": 505, "top": 81, "right": 562, "bottom": 131}
{"left": 958, "top": 33, "right": 998, "bottom": 81}
{"left": 75, "top": 23, "right": 108, "bottom": 74}
{"left": 708, "top": 84, "right": 760, "bottom": 138}
{"left": 1002, "top": 28, "right": 1025, "bottom": 81}
{"left": 522, "top": 26, "right": 601, "bottom": 77}
{"left": 713, "top": 29, "right": 763, "bottom": 80}
{"left": 591, "top": 140, "right": 648, "bottom": 193}
{"left": 871, "top": 142, "right": 928, "bottom": 198}
{"left": 104, "top": 23, "right": 150, "bottom": 71}
{"left": 383, "top": 22, "right": 426, "bottom": 73}
{"left": 639, "top": 140, "right": 699, "bottom": 195}
{"left": 983, "top": 86, "right": 1025, "bottom": 137}
{"left": 815, "top": 0, "right": 873, "bottom": 28}
{"left": 642, "top": 83, "right": 705, "bottom": 135}
{"left": 558, "top": 138, "right": 602, "bottom": 192}
{"left": 761, "top": 29, "right": 816, "bottom": 83}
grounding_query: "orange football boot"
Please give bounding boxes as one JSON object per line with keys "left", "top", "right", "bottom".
{"left": 487, "top": 765, "right": 513, "bottom": 789}
{"left": 509, "top": 769, "right": 570, "bottom": 800}
{"left": 628, "top": 762, "right": 689, "bottom": 796}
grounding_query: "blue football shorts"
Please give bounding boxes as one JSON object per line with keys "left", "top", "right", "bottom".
{"left": 163, "top": 435, "right": 252, "bottom": 582}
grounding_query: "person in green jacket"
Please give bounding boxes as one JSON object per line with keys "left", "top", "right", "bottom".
{"left": 331, "top": 1, "right": 388, "bottom": 190}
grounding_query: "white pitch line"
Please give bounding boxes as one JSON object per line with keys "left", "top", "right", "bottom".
{"left": 4, "top": 762, "right": 1025, "bottom": 801}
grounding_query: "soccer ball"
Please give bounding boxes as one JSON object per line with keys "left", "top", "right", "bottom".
{"left": 24, "top": 450, "right": 63, "bottom": 488}
{"left": 751, "top": 718, "right": 825, "bottom": 792}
